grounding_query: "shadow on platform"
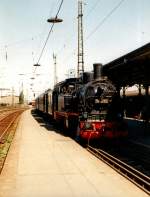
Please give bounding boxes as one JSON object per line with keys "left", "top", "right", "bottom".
{"left": 30, "top": 109, "right": 68, "bottom": 137}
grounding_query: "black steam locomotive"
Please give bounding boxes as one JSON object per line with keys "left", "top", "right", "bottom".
{"left": 35, "top": 63, "right": 128, "bottom": 141}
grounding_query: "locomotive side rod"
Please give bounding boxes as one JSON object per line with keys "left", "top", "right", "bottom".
{"left": 87, "top": 145, "right": 150, "bottom": 195}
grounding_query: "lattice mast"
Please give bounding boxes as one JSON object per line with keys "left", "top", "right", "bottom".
{"left": 53, "top": 53, "right": 57, "bottom": 86}
{"left": 77, "top": 0, "right": 84, "bottom": 78}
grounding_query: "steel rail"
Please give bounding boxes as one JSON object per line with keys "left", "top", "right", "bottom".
{"left": 87, "top": 145, "right": 150, "bottom": 195}
{"left": 0, "top": 110, "right": 24, "bottom": 143}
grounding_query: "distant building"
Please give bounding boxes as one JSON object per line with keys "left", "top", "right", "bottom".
{"left": 0, "top": 95, "right": 19, "bottom": 106}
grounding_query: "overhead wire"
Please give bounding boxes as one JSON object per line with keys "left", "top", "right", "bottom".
{"left": 48, "top": 0, "right": 57, "bottom": 16}
{"left": 32, "top": 0, "right": 57, "bottom": 62}
{"left": 50, "top": 1, "right": 101, "bottom": 80}
{"left": 0, "top": 1, "right": 57, "bottom": 52}
{"left": 85, "top": 0, "right": 101, "bottom": 18}
{"left": 61, "top": 0, "right": 125, "bottom": 67}
{"left": 0, "top": 34, "right": 42, "bottom": 52}
{"left": 33, "top": 0, "right": 64, "bottom": 73}
{"left": 56, "top": 0, "right": 101, "bottom": 56}
{"left": 86, "top": 0, "right": 125, "bottom": 40}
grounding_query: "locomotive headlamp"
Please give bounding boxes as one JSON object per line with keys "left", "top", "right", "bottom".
{"left": 83, "top": 112, "right": 88, "bottom": 119}
{"left": 84, "top": 122, "right": 93, "bottom": 130}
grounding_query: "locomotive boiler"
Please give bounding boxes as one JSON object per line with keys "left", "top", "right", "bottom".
{"left": 51, "top": 63, "right": 128, "bottom": 141}
{"left": 35, "top": 63, "right": 128, "bottom": 141}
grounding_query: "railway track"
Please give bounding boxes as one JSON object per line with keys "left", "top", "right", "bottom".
{"left": 87, "top": 145, "right": 150, "bottom": 195}
{"left": 0, "top": 109, "right": 24, "bottom": 143}
{"left": 125, "top": 140, "right": 150, "bottom": 168}
{"left": 94, "top": 140, "right": 150, "bottom": 177}
{"left": 0, "top": 108, "right": 25, "bottom": 173}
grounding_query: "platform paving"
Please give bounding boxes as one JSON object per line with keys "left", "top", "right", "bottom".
{"left": 0, "top": 109, "right": 149, "bottom": 197}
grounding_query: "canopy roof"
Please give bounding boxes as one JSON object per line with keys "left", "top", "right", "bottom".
{"left": 102, "top": 43, "right": 150, "bottom": 87}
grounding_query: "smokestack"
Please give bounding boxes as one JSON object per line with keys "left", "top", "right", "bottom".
{"left": 93, "top": 63, "right": 103, "bottom": 79}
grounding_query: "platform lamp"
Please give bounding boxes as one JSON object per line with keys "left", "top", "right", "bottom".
{"left": 47, "top": 17, "right": 63, "bottom": 86}
{"left": 33, "top": 17, "right": 62, "bottom": 68}
{"left": 33, "top": 63, "right": 41, "bottom": 67}
{"left": 47, "top": 17, "right": 63, "bottom": 24}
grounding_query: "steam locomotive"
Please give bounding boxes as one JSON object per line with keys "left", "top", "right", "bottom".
{"left": 35, "top": 63, "right": 128, "bottom": 141}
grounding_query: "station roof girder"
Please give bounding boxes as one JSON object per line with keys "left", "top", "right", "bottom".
{"left": 102, "top": 43, "right": 150, "bottom": 87}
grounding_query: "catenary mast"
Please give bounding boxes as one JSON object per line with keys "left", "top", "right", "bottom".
{"left": 77, "top": 0, "right": 84, "bottom": 78}
{"left": 53, "top": 53, "right": 57, "bottom": 86}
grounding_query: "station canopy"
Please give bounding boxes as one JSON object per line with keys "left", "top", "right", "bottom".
{"left": 102, "top": 43, "right": 150, "bottom": 87}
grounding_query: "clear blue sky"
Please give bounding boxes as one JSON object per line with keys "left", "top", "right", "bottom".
{"left": 0, "top": 0, "right": 150, "bottom": 99}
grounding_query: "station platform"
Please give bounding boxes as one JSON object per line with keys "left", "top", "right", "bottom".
{"left": 125, "top": 117, "right": 150, "bottom": 148}
{"left": 0, "top": 109, "right": 148, "bottom": 197}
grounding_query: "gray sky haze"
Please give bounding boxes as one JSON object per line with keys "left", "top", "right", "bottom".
{"left": 0, "top": 0, "right": 150, "bottom": 100}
